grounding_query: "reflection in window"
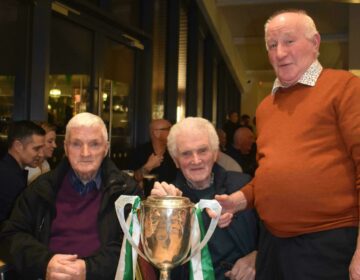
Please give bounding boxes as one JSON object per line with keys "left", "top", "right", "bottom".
{"left": 47, "top": 74, "right": 89, "bottom": 133}
{"left": 101, "top": 38, "right": 134, "bottom": 151}
{"left": 0, "top": 75, "right": 14, "bottom": 133}
{"left": 151, "top": 0, "right": 167, "bottom": 119}
{"left": 177, "top": 4, "right": 187, "bottom": 122}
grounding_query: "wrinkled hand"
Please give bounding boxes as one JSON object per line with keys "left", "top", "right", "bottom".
{"left": 214, "top": 194, "right": 236, "bottom": 228}
{"left": 150, "top": 181, "right": 183, "bottom": 197}
{"left": 215, "top": 191, "right": 247, "bottom": 228}
{"left": 350, "top": 249, "right": 360, "bottom": 280}
{"left": 224, "top": 251, "right": 256, "bottom": 280}
{"left": 46, "top": 254, "right": 86, "bottom": 280}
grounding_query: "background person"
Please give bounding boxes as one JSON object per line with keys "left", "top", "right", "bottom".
{"left": 216, "top": 127, "right": 243, "bottom": 173}
{"left": 0, "top": 120, "right": 45, "bottom": 222}
{"left": 151, "top": 117, "right": 258, "bottom": 280}
{"left": 130, "top": 119, "right": 177, "bottom": 183}
{"left": 26, "top": 122, "right": 57, "bottom": 184}
{"left": 222, "top": 111, "right": 240, "bottom": 146}
{"left": 226, "top": 127, "right": 257, "bottom": 176}
{"left": 0, "top": 112, "right": 141, "bottom": 279}
{"left": 216, "top": 9, "right": 360, "bottom": 280}
{"left": 240, "top": 114, "right": 253, "bottom": 131}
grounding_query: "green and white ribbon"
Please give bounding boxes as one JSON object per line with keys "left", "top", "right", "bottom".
{"left": 189, "top": 205, "right": 216, "bottom": 280}
{"left": 114, "top": 196, "right": 221, "bottom": 280}
{"left": 115, "top": 196, "right": 142, "bottom": 280}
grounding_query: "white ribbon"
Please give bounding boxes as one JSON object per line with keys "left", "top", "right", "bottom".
{"left": 115, "top": 196, "right": 142, "bottom": 280}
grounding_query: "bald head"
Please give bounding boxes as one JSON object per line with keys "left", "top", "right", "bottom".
{"left": 233, "top": 127, "right": 255, "bottom": 154}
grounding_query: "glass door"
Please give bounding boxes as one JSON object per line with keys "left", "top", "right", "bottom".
{"left": 98, "top": 38, "right": 135, "bottom": 169}
{"left": 48, "top": 5, "right": 138, "bottom": 169}
{"left": 49, "top": 13, "right": 92, "bottom": 133}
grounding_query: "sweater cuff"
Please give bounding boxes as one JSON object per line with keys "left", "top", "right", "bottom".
{"left": 241, "top": 182, "right": 255, "bottom": 209}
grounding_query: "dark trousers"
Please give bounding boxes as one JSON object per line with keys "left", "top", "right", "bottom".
{"left": 256, "top": 222, "right": 357, "bottom": 280}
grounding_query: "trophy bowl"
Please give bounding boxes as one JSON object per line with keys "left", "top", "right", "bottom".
{"left": 115, "top": 195, "right": 221, "bottom": 280}
{"left": 141, "top": 196, "right": 194, "bottom": 278}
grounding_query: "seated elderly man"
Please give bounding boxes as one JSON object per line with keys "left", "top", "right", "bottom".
{"left": 151, "top": 117, "right": 258, "bottom": 280}
{"left": 0, "top": 112, "right": 141, "bottom": 280}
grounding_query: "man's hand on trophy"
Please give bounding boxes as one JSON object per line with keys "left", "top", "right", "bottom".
{"left": 151, "top": 181, "right": 183, "bottom": 197}
{"left": 205, "top": 208, "right": 224, "bottom": 223}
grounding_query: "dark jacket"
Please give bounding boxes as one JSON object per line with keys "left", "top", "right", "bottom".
{"left": 0, "top": 157, "right": 141, "bottom": 280}
{"left": 130, "top": 141, "right": 177, "bottom": 182}
{"left": 0, "top": 153, "right": 28, "bottom": 222}
{"left": 172, "top": 164, "right": 258, "bottom": 280}
{"left": 225, "top": 144, "right": 258, "bottom": 177}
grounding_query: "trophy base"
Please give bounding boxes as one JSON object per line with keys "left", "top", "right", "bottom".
{"left": 159, "top": 269, "right": 170, "bottom": 280}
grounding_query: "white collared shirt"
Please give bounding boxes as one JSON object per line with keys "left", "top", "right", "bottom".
{"left": 271, "top": 60, "right": 323, "bottom": 94}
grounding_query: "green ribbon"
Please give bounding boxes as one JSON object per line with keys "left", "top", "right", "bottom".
{"left": 190, "top": 208, "right": 215, "bottom": 280}
{"left": 123, "top": 197, "right": 141, "bottom": 279}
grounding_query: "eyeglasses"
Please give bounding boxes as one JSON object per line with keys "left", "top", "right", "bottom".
{"left": 154, "top": 127, "right": 171, "bottom": 131}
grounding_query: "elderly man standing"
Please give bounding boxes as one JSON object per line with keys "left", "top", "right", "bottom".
{"left": 151, "top": 117, "right": 258, "bottom": 280}
{"left": 216, "top": 10, "right": 360, "bottom": 280}
{"left": 0, "top": 112, "right": 140, "bottom": 280}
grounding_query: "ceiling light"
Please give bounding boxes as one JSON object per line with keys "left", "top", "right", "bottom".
{"left": 49, "top": 88, "right": 61, "bottom": 97}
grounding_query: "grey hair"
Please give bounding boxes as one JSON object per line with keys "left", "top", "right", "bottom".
{"left": 65, "top": 112, "right": 108, "bottom": 142}
{"left": 167, "top": 117, "right": 219, "bottom": 159}
{"left": 264, "top": 9, "right": 319, "bottom": 50}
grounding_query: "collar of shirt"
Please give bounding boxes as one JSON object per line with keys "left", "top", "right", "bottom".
{"left": 271, "top": 60, "right": 323, "bottom": 94}
{"left": 69, "top": 169, "right": 102, "bottom": 196}
{"left": 186, "top": 172, "right": 214, "bottom": 190}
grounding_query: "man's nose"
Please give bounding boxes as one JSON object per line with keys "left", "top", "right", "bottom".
{"left": 276, "top": 44, "right": 287, "bottom": 59}
{"left": 81, "top": 144, "right": 90, "bottom": 156}
{"left": 191, "top": 152, "right": 201, "bottom": 164}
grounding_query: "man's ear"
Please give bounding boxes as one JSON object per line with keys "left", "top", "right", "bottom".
{"left": 104, "top": 141, "right": 110, "bottom": 157}
{"left": 13, "top": 139, "right": 23, "bottom": 153}
{"left": 171, "top": 156, "right": 180, "bottom": 168}
{"left": 63, "top": 140, "right": 68, "bottom": 156}
{"left": 213, "top": 150, "right": 219, "bottom": 162}
{"left": 312, "top": 33, "right": 321, "bottom": 50}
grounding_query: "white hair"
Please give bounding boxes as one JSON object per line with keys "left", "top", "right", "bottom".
{"left": 264, "top": 9, "right": 319, "bottom": 51}
{"left": 65, "top": 112, "right": 108, "bottom": 142}
{"left": 167, "top": 117, "right": 219, "bottom": 159}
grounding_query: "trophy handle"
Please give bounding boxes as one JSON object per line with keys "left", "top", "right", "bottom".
{"left": 115, "top": 195, "right": 148, "bottom": 261}
{"left": 182, "top": 199, "right": 222, "bottom": 263}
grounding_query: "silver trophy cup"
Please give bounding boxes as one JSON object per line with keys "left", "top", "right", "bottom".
{"left": 115, "top": 195, "right": 221, "bottom": 280}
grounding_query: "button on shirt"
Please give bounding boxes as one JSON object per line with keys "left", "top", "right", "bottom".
{"left": 272, "top": 60, "right": 323, "bottom": 94}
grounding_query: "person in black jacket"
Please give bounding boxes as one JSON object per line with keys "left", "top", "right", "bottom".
{"left": 0, "top": 120, "right": 45, "bottom": 222}
{"left": 130, "top": 119, "right": 177, "bottom": 183}
{"left": 151, "top": 117, "right": 258, "bottom": 280}
{"left": 0, "top": 112, "right": 141, "bottom": 280}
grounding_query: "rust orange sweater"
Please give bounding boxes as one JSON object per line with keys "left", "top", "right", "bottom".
{"left": 242, "top": 69, "right": 360, "bottom": 237}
